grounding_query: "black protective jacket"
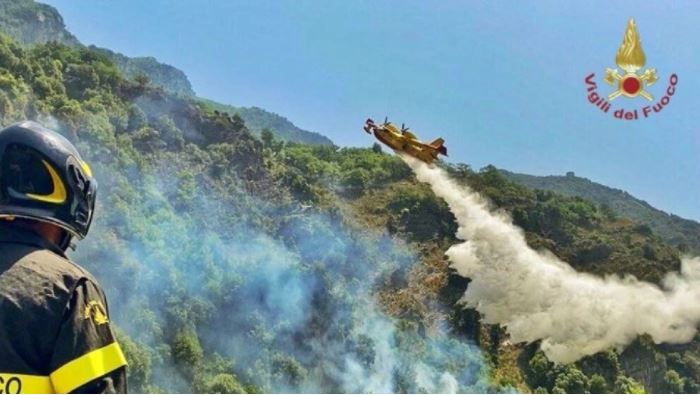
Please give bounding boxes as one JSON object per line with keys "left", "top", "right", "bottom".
{"left": 0, "top": 224, "right": 127, "bottom": 393}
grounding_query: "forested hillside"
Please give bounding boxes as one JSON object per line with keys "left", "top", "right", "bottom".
{"left": 200, "top": 99, "right": 334, "bottom": 146}
{"left": 0, "top": 0, "right": 332, "bottom": 146}
{"left": 501, "top": 170, "right": 700, "bottom": 254}
{"left": 0, "top": 0, "right": 193, "bottom": 95}
{"left": 0, "top": 33, "right": 490, "bottom": 393}
{"left": 0, "top": 4, "right": 699, "bottom": 394}
{"left": 89, "top": 46, "right": 195, "bottom": 97}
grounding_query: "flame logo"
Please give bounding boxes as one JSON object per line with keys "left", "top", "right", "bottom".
{"left": 83, "top": 300, "right": 109, "bottom": 325}
{"left": 615, "top": 18, "right": 646, "bottom": 73}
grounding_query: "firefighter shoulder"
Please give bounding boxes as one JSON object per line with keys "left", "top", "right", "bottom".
{"left": 0, "top": 121, "right": 127, "bottom": 393}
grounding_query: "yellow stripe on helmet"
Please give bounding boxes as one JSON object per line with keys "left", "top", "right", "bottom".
{"left": 25, "top": 160, "right": 67, "bottom": 204}
{"left": 80, "top": 160, "right": 93, "bottom": 178}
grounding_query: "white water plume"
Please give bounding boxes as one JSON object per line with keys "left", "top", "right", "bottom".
{"left": 404, "top": 155, "right": 700, "bottom": 363}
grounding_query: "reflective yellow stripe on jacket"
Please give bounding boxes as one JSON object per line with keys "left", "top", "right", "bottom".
{"left": 51, "top": 342, "right": 127, "bottom": 394}
{"left": 0, "top": 342, "right": 126, "bottom": 394}
{"left": 0, "top": 374, "right": 53, "bottom": 394}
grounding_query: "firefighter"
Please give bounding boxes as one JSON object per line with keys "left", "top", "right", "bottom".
{"left": 0, "top": 121, "right": 127, "bottom": 393}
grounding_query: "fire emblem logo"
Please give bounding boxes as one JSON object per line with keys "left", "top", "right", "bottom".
{"left": 604, "top": 19, "right": 658, "bottom": 100}
{"left": 584, "top": 18, "right": 677, "bottom": 120}
{"left": 603, "top": 19, "right": 658, "bottom": 101}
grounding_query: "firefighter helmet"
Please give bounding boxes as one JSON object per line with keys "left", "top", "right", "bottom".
{"left": 0, "top": 121, "right": 97, "bottom": 239}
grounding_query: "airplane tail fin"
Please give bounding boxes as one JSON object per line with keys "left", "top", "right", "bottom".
{"left": 364, "top": 118, "right": 375, "bottom": 133}
{"left": 430, "top": 138, "right": 448, "bottom": 156}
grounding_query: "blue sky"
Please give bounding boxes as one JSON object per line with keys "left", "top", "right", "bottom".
{"left": 43, "top": 0, "right": 700, "bottom": 220}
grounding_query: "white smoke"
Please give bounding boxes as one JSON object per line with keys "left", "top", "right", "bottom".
{"left": 36, "top": 114, "right": 61, "bottom": 131}
{"left": 403, "top": 155, "right": 700, "bottom": 364}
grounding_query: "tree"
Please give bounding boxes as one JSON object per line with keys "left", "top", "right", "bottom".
{"left": 134, "top": 73, "right": 150, "bottom": 88}
{"left": 116, "top": 332, "right": 152, "bottom": 393}
{"left": 261, "top": 128, "right": 274, "bottom": 148}
{"left": 614, "top": 375, "right": 645, "bottom": 394}
{"left": 589, "top": 374, "right": 608, "bottom": 394}
{"left": 341, "top": 168, "right": 370, "bottom": 196}
{"left": 172, "top": 330, "right": 203, "bottom": 367}
{"left": 127, "top": 105, "right": 147, "bottom": 132}
{"left": 664, "top": 369, "right": 685, "bottom": 394}
{"left": 552, "top": 366, "right": 589, "bottom": 394}
{"left": 202, "top": 374, "right": 246, "bottom": 394}
{"left": 176, "top": 170, "right": 197, "bottom": 206}
{"left": 528, "top": 351, "right": 552, "bottom": 389}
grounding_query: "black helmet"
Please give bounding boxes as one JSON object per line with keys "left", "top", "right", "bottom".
{"left": 0, "top": 121, "right": 97, "bottom": 239}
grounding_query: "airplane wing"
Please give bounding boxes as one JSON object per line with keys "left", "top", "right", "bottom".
{"left": 403, "top": 131, "right": 418, "bottom": 140}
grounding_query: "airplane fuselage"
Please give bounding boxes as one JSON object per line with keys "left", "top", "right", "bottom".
{"left": 371, "top": 125, "right": 441, "bottom": 164}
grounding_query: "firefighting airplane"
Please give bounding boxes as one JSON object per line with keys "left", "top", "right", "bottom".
{"left": 363, "top": 117, "right": 447, "bottom": 164}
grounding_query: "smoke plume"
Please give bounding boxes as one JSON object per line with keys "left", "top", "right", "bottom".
{"left": 68, "top": 145, "right": 489, "bottom": 392}
{"left": 403, "top": 155, "right": 700, "bottom": 364}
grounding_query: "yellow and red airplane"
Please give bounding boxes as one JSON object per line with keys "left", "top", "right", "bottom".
{"left": 363, "top": 118, "right": 447, "bottom": 164}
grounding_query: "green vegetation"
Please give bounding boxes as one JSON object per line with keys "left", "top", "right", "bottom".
{"left": 200, "top": 99, "right": 334, "bottom": 146}
{"left": 0, "top": 0, "right": 334, "bottom": 143}
{"left": 0, "top": 5, "right": 699, "bottom": 392}
{"left": 90, "top": 46, "right": 195, "bottom": 97}
{"left": 501, "top": 169, "right": 700, "bottom": 254}
{"left": 1, "top": 0, "right": 333, "bottom": 145}
{"left": 0, "top": 0, "right": 79, "bottom": 46}
{"left": 0, "top": 0, "right": 194, "bottom": 97}
{"left": 0, "top": 32, "right": 490, "bottom": 393}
